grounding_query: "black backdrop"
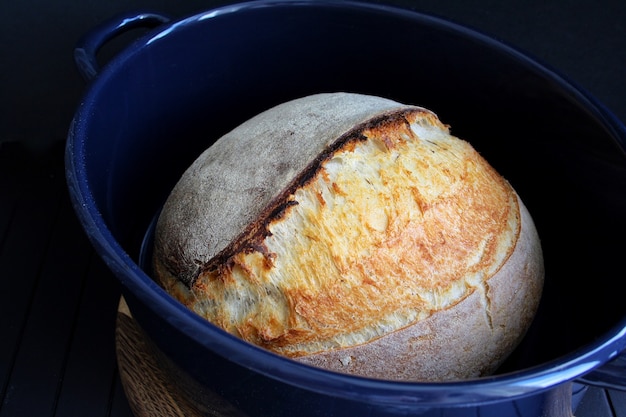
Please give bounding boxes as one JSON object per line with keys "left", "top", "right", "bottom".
{"left": 1, "top": 0, "right": 625, "bottom": 151}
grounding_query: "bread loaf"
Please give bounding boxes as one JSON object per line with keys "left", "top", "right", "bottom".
{"left": 153, "top": 92, "right": 544, "bottom": 381}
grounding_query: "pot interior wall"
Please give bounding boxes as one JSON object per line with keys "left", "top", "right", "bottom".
{"left": 78, "top": 3, "right": 626, "bottom": 374}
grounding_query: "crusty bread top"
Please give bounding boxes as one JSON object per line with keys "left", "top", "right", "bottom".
{"left": 154, "top": 93, "right": 521, "bottom": 358}
{"left": 155, "top": 93, "right": 409, "bottom": 286}
{"left": 296, "top": 195, "right": 543, "bottom": 381}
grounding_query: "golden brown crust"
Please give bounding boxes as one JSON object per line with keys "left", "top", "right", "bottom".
{"left": 154, "top": 93, "right": 409, "bottom": 287}
{"left": 153, "top": 93, "right": 544, "bottom": 381}
{"left": 296, "top": 196, "right": 543, "bottom": 381}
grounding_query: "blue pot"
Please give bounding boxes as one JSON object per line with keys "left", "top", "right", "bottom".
{"left": 66, "top": 1, "right": 626, "bottom": 415}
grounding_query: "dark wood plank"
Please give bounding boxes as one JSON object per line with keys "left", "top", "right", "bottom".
{"left": 109, "top": 374, "right": 135, "bottom": 417}
{"left": 0, "top": 185, "right": 91, "bottom": 416}
{"left": 54, "top": 251, "right": 126, "bottom": 417}
{"left": 576, "top": 387, "right": 613, "bottom": 417}
{"left": 0, "top": 144, "right": 64, "bottom": 408}
{"left": 609, "top": 389, "right": 626, "bottom": 417}
{"left": 0, "top": 142, "right": 133, "bottom": 416}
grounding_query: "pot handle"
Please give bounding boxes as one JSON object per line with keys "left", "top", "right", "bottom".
{"left": 577, "top": 348, "right": 626, "bottom": 391}
{"left": 74, "top": 11, "right": 171, "bottom": 81}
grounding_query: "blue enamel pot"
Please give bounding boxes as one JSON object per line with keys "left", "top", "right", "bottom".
{"left": 66, "top": 1, "right": 626, "bottom": 415}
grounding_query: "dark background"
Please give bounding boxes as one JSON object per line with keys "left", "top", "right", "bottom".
{"left": 1, "top": 0, "right": 625, "bottom": 152}
{"left": 1, "top": 0, "right": 625, "bottom": 416}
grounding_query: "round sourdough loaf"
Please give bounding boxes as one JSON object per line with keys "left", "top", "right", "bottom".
{"left": 153, "top": 92, "right": 544, "bottom": 381}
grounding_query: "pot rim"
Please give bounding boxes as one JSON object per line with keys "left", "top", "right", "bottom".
{"left": 66, "top": 0, "right": 626, "bottom": 406}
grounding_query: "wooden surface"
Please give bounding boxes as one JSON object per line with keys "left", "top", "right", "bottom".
{"left": 116, "top": 299, "right": 205, "bottom": 417}
{"left": 0, "top": 142, "right": 133, "bottom": 416}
